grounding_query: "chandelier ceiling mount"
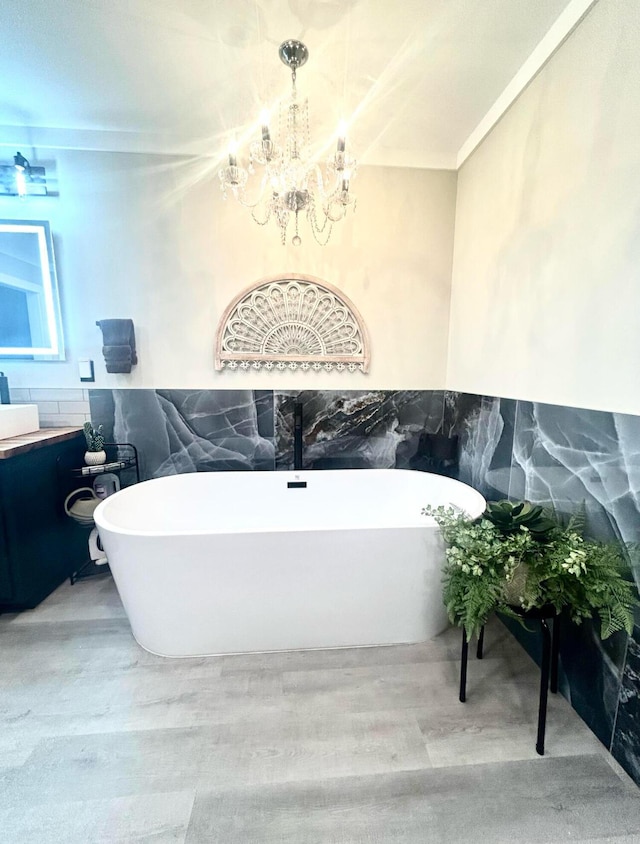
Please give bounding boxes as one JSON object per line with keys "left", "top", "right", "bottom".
{"left": 278, "top": 39, "right": 309, "bottom": 73}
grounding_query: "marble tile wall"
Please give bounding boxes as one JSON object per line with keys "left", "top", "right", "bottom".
{"left": 88, "top": 389, "right": 463, "bottom": 478}
{"left": 80, "top": 387, "right": 638, "bottom": 785}
{"left": 274, "top": 390, "right": 448, "bottom": 470}
{"left": 88, "top": 389, "right": 276, "bottom": 478}
{"left": 451, "top": 395, "right": 640, "bottom": 783}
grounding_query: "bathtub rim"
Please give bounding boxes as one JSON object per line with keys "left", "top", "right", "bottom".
{"left": 94, "top": 468, "right": 486, "bottom": 538}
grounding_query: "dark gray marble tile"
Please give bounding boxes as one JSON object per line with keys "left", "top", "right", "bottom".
{"left": 442, "top": 390, "right": 483, "bottom": 436}
{"left": 509, "top": 401, "right": 640, "bottom": 555}
{"left": 254, "top": 389, "right": 275, "bottom": 440}
{"left": 563, "top": 623, "right": 630, "bottom": 748}
{"left": 274, "top": 390, "right": 444, "bottom": 470}
{"left": 612, "top": 631, "right": 640, "bottom": 785}
{"left": 88, "top": 389, "right": 115, "bottom": 442}
{"left": 89, "top": 389, "right": 275, "bottom": 478}
{"left": 455, "top": 395, "right": 516, "bottom": 497}
{"left": 500, "top": 612, "right": 624, "bottom": 749}
{"left": 185, "top": 755, "right": 640, "bottom": 844}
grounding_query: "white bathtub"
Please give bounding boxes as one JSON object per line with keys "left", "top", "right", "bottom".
{"left": 95, "top": 469, "right": 485, "bottom": 657}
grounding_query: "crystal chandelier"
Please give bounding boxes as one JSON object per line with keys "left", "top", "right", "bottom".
{"left": 218, "top": 40, "right": 356, "bottom": 247}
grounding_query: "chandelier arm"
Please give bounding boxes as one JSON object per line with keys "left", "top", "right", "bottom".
{"left": 234, "top": 172, "right": 272, "bottom": 211}
{"left": 310, "top": 163, "right": 335, "bottom": 209}
{"left": 309, "top": 165, "right": 347, "bottom": 232}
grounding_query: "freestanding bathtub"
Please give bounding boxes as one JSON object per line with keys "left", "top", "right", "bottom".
{"left": 95, "top": 469, "right": 485, "bottom": 657}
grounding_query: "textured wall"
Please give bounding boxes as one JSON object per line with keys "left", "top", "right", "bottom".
{"left": 448, "top": 0, "right": 640, "bottom": 415}
{"left": 0, "top": 154, "right": 456, "bottom": 392}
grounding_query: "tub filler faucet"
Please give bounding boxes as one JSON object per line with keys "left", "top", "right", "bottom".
{"left": 293, "top": 402, "right": 304, "bottom": 470}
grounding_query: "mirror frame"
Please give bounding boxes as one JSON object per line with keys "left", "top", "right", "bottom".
{"left": 0, "top": 219, "right": 65, "bottom": 359}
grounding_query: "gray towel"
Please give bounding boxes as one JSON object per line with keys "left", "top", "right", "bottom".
{"left": 102, "top": 345, "right": 131, "bottom": 362}
{"left": 104, "top": 360, "right": 133, "bottom": 374}
{"left": 96, "top": 319, "right": 137, "bottom": 373}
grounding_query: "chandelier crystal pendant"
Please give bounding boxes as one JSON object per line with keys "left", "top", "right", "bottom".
{"left": 218, "top": 40, "right": 356, "bottom": 247}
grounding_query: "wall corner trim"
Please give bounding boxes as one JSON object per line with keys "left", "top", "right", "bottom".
{"left": 456, "top": 0, "right": 599, "bottom": 168}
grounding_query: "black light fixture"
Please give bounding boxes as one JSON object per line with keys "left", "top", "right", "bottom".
{"left": 13, "top": 151, "right": 30, "bottom": 197}
{"left": 13, "top": 151, "right": 30, "bottom": 170}
{"left": 0, "top": 151, "right": 48, "bottom": 197}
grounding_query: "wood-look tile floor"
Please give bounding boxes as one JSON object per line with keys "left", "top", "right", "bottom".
{"left": 1, "top": 576, "right": 638, "bottom": 843}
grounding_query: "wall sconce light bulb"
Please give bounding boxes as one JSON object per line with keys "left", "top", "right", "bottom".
{"left": 260, "top": 109, "right": 271, "bottom": 142}
{"left": 15, "top": 169, "right": 27, "bottom": 198}
{"left": 337, "top": 119, "right": 348, "bottom": 153}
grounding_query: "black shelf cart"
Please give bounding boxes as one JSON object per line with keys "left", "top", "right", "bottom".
{"left": 58, "top": 443, "right": 140, "bottom": 583}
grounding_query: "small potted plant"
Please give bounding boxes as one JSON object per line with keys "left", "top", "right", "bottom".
{"left": 425, "top": 500, "right": 638, "bottom": 640}
{"left": 83, "top": 421, "right": 106, "bottom": 466}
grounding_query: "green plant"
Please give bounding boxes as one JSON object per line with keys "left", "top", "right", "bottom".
{"left": 485, "top": 499, "right": 557, "bottom": 539}
{"left": 83, "top": 421, "right": 105, "bottom": 452}
{"left": 424, "top": 502, "right": 638, "bottom": 640}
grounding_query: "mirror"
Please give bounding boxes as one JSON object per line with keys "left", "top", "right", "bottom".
{"left": 0, "top": 220, "right": 65, "bottom": 359}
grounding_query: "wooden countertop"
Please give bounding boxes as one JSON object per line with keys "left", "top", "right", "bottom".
{"left": 0, "top": 427, "right": 84, "bottom": 459}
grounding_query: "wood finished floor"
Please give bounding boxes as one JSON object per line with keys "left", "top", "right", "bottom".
{"left": 0, "top": 576, "right": 638, "bottom": 843}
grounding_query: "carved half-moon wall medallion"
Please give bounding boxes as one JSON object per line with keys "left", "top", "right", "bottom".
{"left": 215, "top": 274, "right": 370, "bottom": 372}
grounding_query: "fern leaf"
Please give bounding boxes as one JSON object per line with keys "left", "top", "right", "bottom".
{"left": 566, "top": 502, "right": 587, "bottom": 537}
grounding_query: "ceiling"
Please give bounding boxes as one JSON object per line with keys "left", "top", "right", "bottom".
{"left": 0, "top": 0, "right": 587, "bottom": 169}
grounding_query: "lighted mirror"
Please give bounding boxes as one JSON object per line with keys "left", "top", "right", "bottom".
{"left": 0, "top": 220, "right": 65, "bottom": 359}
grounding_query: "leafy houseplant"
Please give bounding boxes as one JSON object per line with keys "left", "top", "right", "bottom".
{"left": 484, "top": 500, "right": 556, "bottom": 538}
{"left": 425, "top": 501, "right": 638, "bottom": 641}
{"left": 83, "top": 422, "right": 106, "bottom": 466}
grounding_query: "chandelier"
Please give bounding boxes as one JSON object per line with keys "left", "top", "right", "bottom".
{"left": 218, "top": 40, "right": 356, "bottom": 247}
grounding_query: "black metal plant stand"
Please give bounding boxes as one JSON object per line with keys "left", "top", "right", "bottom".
{"left": 459, "top": 607, "right": 561, "bottom": 756}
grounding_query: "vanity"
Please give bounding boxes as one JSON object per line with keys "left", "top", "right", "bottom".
{"left": 0, "top": 427, "right": 87, "bottom": 610}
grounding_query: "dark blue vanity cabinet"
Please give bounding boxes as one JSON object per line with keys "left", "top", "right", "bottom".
{"left": 0, "top": 429, "right": 87, "bottom": 611}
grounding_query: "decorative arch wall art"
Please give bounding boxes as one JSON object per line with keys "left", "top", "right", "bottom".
{"left": 215, "top": 274, "right": 370, "bottom": 372}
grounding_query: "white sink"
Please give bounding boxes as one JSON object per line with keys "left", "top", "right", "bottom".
{"left": 0, "top": 404, "right": 40, "bottom": 440}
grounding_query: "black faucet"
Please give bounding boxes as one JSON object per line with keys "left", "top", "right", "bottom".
{"left": 293, "top": 402, "right": 304, "bottom": 470}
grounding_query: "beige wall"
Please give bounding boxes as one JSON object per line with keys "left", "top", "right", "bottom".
{"left": 448, "top": 0, "right": 640, "bottom": 415}
{"left": 7, "top": 0, "right": 637, "bottom": 409}
{"left": 0, "top": 152, "right": 456, "bottom": 391}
